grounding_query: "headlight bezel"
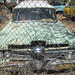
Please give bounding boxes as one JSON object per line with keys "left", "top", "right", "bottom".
{"left": 4, "top": 51, "right": 11, "bottom": 58}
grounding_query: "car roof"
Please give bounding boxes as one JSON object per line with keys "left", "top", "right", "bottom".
{"left": 14, "top": 1, "right": 54, "bottom": 9}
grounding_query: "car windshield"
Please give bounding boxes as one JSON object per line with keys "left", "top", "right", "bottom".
{"left": 13, "top": 8, "right": 57, "bottom": 22}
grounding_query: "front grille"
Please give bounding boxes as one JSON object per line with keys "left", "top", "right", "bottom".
{"left": 8, "top": 43, "right": 69, "bottom": 49}
{"left": 10, "top": 47, "right": 75, "bottom": 61}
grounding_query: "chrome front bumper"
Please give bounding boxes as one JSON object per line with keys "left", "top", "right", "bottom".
{"left": 0, "top": 58, "right": 75, "bottom": 71}
{"left": 0, "top": 47, "right": 75, "bottom": 71}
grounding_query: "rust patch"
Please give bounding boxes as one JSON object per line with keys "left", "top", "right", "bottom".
{"left": 59, "top": 64, "right": 74, "bottom": 70}
{"left": 23, "top": 26, "right": 30, "bottom": 29}
{"left": 23, "top": 26, "right": 35, "bottom": 29}
{"left": 12, "top": 25, "right": 19, "bottom": 29}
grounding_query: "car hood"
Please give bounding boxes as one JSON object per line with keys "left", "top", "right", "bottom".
{"left": 0, "top": 20, "right": 75, "bottom": 49}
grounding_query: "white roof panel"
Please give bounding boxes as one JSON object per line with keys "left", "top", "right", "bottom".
{"left": 14, "top": 1, "right": 54, "bottom": 9}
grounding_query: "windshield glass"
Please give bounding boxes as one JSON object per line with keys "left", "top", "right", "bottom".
{"left": 13, "top": 8, "right": 57, "bottom": 22}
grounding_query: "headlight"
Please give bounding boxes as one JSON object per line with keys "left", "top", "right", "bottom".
{"left": 4, "top": 51, "right": 11, "bottom": 58}
{"left": 0, "top": 52, "right": 3, "bottom": 58}
{"left": 68, "top": 52, "right": 72, "bottom": 58}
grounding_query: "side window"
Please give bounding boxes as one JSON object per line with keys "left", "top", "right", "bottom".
{"left": 49, "top": 9, "right": 56, "bottom": 20}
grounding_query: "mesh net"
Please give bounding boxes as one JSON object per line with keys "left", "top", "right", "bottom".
{"left": 0, "top": 0, "right": 75, "bottom": 75}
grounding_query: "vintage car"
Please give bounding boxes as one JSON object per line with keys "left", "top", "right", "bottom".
{"left": 50, "top": 1, "right": 65, "bottom": 13}
{"left": 0, "top": 1, "right": 75, "bottom": 75}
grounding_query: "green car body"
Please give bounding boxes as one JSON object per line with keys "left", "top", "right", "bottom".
{"left": 0, "top": 19, "right": 75, "bottom": 49}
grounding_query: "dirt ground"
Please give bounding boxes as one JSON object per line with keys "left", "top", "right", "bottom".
{"left": 57, "top": 14, "right": 75, "bottom": 32}
{"left": 0, "top": 14, "right": 12, "bottom": 31}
